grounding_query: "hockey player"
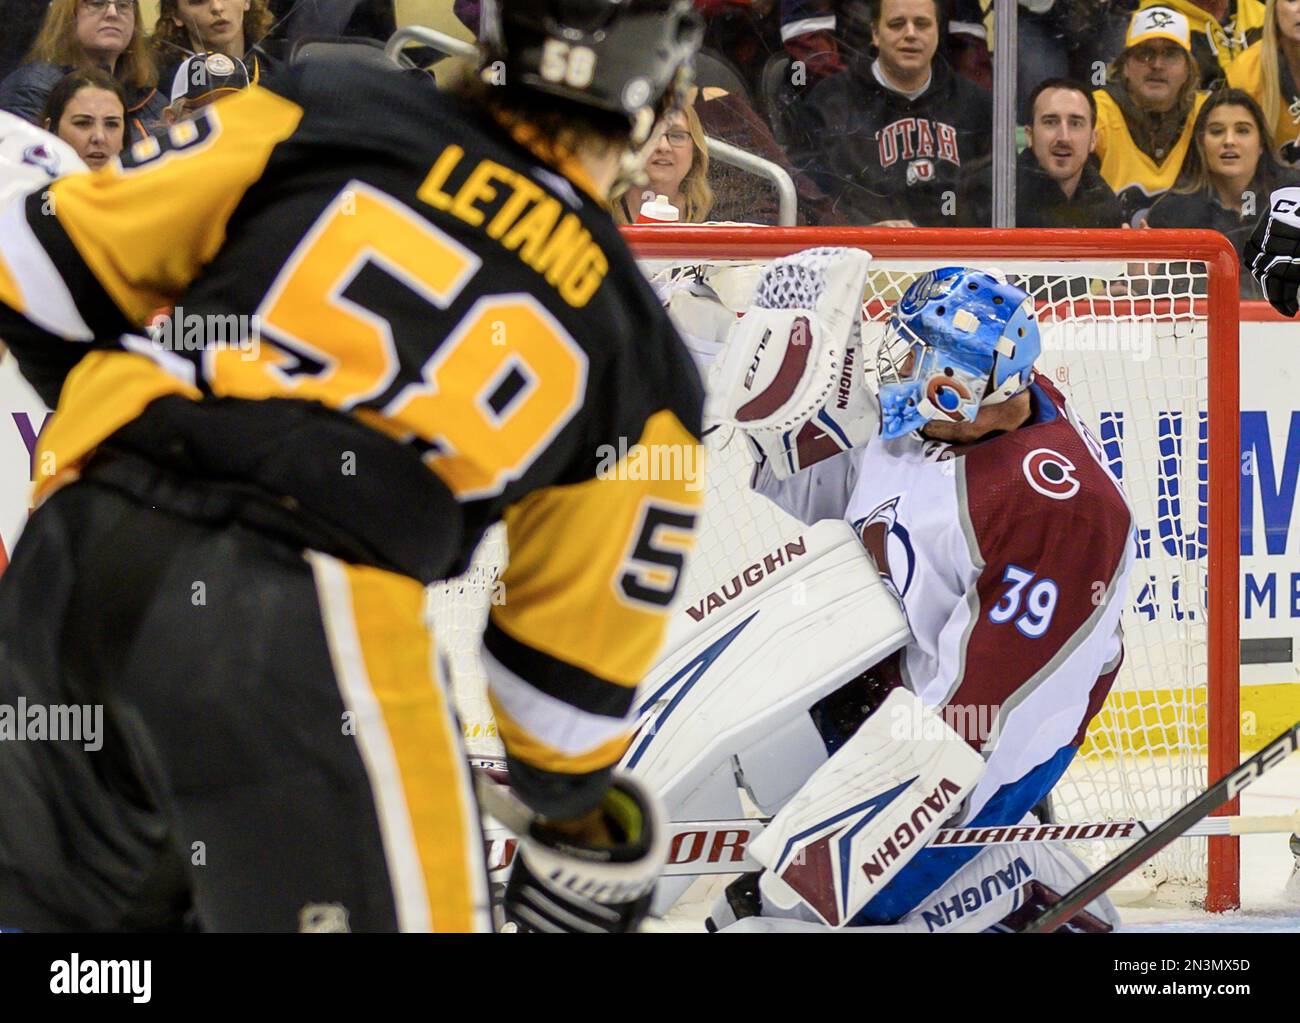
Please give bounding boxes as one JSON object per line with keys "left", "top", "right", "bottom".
{"left": 0, "top": 0, "right": 705, "bottom": 933}
{"left": 705, "top": 254, "right": 1133, "bottom": 929}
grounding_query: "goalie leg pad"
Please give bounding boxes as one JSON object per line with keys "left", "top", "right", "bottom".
{"left": 745, "top": 687, "right": 985, "bottom": 927}
{"left": 850, "top": 741, "right": 1081, "bottom": 924}
{"left": 711, "top": 838, "right": 1119, "bottom": 933}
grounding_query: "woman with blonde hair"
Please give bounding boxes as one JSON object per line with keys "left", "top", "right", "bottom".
{"left": 151, "top": 0, "right": 277, "bottom": 89}
{"left": 615, "top": 102, "right": 714, "bottom": 224}
{"left": 1227, "top": 0, "right": 1300, "bottom": 163}
{"left": 0, "top": 0, "right": 164, "bottom": 141}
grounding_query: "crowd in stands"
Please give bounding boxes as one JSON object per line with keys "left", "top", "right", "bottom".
{"left": 4, "top": 0, "right": 1299, "bottom": 296}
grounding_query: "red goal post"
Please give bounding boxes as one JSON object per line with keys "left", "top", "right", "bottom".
{"left": 624, "top": 226, "right": 1243, "bottom": 911}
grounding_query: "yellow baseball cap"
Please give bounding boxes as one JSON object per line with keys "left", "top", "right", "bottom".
{"left": 1125, "top": 6, "right": 1193, "bottom": 52}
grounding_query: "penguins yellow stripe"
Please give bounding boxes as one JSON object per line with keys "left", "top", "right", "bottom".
{"left": 342, "top": 562, "right": 482, "bottom": 932}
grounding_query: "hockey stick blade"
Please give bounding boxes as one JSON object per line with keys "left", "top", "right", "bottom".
{"left": 1020, "top": 720, "right": 1300, "bottom": 933}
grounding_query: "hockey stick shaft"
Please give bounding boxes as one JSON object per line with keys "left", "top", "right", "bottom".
{"left": 1020, "top": 720, "right": 1300, "bottom": 933}
{"left": 481, "top": 809, "right": 1300, "bottom": 879}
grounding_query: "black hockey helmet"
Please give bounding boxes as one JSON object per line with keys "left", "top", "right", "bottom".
{"left": 480, "top": 0, "right": 705, "bottom": 144}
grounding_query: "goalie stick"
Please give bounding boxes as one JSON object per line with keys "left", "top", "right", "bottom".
{"left": 1020, "top": 720, "right": 1300, "bottom": 933}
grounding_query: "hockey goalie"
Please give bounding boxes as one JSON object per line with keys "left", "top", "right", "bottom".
{"left": 646, "top": 249, "right": 1136, "bottom": 932}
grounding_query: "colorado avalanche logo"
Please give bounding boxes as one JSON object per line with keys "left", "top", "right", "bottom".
{"left": 896, "top": 270, "right": 955, "bottom": 316}
{"left": 924, "top": 370, "right": 974, "bottom": 422}
{"left": 21, "top": 143, "right": 60, "bottom": 178}
{"left": 855, "top": 496, "right": 916, "bottom": 599}
{"left": 1022, "top": 448, "right": 1079, "bottom": 500}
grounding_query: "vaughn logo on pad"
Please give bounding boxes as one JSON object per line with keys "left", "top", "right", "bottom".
{"left": 746, "top": 688, "right": 985, "bottom": 927}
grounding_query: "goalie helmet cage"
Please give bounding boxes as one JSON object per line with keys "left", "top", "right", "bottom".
{"left": 429, "top": 226, "right": 1242, "bottom": 913}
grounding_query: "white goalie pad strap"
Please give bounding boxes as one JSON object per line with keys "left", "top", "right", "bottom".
{"left": 746, "top": 687, "right": 985, "bottom": 928}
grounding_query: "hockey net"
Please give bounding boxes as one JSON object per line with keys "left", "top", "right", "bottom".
{"left": 428, "top": 226, "right": 1242, "bottom": 913}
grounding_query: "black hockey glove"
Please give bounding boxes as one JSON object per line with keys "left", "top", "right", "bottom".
{"left": 1245, "top": 186, "right": 1300, "bottom": 317}
{"left": 501, "top": 774, "right": 667, "bottom": 934}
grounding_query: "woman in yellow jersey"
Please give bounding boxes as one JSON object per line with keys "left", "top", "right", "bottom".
{"left": 1227, "top": 0, "right": 1300, "bottom": 163}
{"left": 1094, "top": 5, "right": 1209, "bottom": 224}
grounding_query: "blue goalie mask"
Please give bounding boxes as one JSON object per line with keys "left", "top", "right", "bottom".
{"left": 876, "top": 266, "right": 1041, "bottom": 440}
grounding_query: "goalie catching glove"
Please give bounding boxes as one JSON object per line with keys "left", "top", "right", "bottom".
{"left": 499, "top": 774, "right": 668, "bottom": 933}
{"left": 1246, "top": 186, "right": 1300, "bottom": 317}
{"left": 714, "top": 247, "right": 879, "bottom": 478}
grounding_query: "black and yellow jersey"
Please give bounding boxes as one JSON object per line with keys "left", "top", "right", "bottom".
{"left": 1093, "top": 87, "right": 1207, "bottom": 224}
{"left": 0, "top": 60, "right": 705, "bottom": 816}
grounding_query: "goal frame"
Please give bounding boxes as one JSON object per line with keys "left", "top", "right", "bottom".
{"left": 624, "top": 226, "right": 1243, "bottom": 912}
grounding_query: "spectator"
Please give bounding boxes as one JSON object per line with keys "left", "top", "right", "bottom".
{"left": 162, "top": 50, "right": 251, "bottom": 123}
{"left": 452, "top": 0, "right": 481, "bottom": 34}
{"left": 944, "top": 1, "right": 1078, "bottom": 116}
{"left": 946, "top": 0, "right": 992, "bottom": 90}
{"left": 266, "top": 0, "right": 395, "bottom": 48}
{"left": 1093, "top": 5, "right": 1208, "bottom": 224}
{"left": 1021, "top": 78, "right": 1127, "bottom": 225}
{"left": 151, "top": 0, "right": 278, "bottom": 86}
{"left": 614, "top": 105, "right": 715, "bottom": 223}
{"left": 792, "top": 0, "right": 992, "bottom": 226}
{"left": 1146, "top": 87, "right": 1297, "bottom": 294}
{"left": 1227, "top": 0, "right": 1300, "bottom": 163}
{"left": 779, "top": 0, "right": 867, "bottom": 82}
{"left": 780, "top": 1, "right": 987, "bottom": 87}
{"left": 40, "top": 67, "right": 126, "bottom": 170}
{"left": 0, "top": 0, "right": 164, "bottom": 141}
{"left": 960, "top": 77, "right": 1126, "bottom": 228}
{"left": 1137, "top": 0, "right": 1265, "bottom": 88}
{"left": 692, "top": 1, "right": 783, "bottom": 99}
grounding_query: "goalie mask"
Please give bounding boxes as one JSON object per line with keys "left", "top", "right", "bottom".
{"left": 876, "top": 267, "right": 1040, "bottom": 440}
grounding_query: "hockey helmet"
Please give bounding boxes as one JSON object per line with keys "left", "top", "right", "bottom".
{"left": 480, "top": 0, "right": 705, "bottom": 144}
{"left": 876, "top": 267, "right": 1040, "bottom": 440}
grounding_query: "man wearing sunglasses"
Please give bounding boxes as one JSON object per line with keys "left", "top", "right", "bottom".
{"left": 1092, "top": 5, "right": 1209, "bottom": 224}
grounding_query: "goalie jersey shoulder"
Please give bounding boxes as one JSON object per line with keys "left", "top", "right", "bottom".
{"left": 847, "top": 374, "right": 1132, "bottom": 635}
{"left": 957, "top": 375, "right": 1133, "bottom": 573}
